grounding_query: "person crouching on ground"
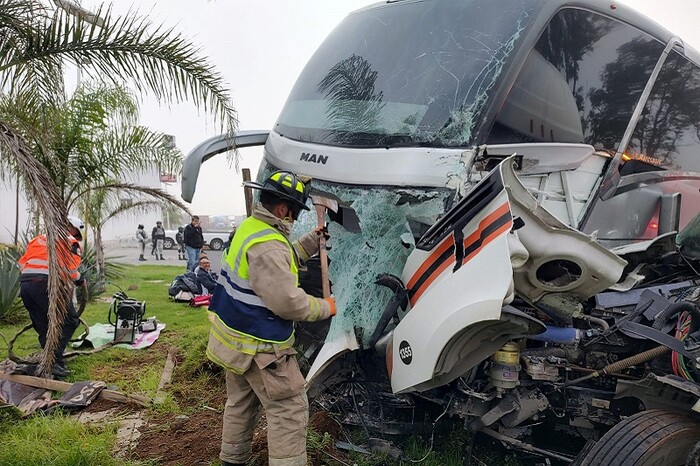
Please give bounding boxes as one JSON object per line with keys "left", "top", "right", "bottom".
{"left": 18, "top": 216, "right": 86, "bottom": 378}
{"left": 206, "top": 171, "right": 336, "bottom": 466}
{"left": 152, "top": 221, "right": 166, "bottom": 260}
{"left": 196, "top": 257, "right": 218, "bottom": 294}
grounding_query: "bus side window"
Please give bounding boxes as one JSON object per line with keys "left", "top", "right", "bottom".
{"left": 487, "top": 8, "right": 664, "bottom": 152}
{"left": 625, "top": 50, "right": 700, "bottom": 174}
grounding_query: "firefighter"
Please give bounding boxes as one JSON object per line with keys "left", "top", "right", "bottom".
{"left": 207, "top": 171, "right": 336, "bottom": 466}
{"left": 18, "top": 216, "right": 85, "bottom": 378}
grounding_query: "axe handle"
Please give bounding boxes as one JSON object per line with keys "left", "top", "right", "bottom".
{"left": 315, "top": 204, "right": 331, "bottom": 298}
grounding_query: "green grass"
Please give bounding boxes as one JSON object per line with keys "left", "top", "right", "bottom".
{"left": 0, "top": 265, "right": 523, "bottom": 466}
{"left": 0, "top": 412, "right": 131, "bottom": 466}
{"left": 0, "top": 265, "right": 214, "bottom": 465}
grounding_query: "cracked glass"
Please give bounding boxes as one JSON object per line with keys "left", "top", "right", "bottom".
{"left": 275, "top": 0, "right": 541, "bottom": 149}
{"left": 258, "top": 165, "right": 451, "bottom": 346}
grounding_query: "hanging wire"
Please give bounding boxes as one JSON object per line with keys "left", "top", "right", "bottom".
{"left": 672, "top": 311, "right": 694, "bottom": 381}
{"left": 403, "top": 395, "right": 454, "bottom": 464}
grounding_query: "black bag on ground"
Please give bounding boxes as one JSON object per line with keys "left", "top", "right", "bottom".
{"left": 168, "top": 272, "right": 202, "bottom": 298}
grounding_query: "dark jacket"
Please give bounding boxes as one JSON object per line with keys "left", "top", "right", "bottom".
{"left": 152, "top": 226, "right": 165, "bottom": 240}
{"left": 196, "top": 268, "right": 219, "bottom": 293}
{"left": 168, "top": 272, "right": 202, "bottom": 296}
{"left": 184, "top": 223, "right": 204, "bottom": 249}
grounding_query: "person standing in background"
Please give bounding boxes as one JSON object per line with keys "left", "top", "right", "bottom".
{"left": 176, "top": 226, "right": 186, "bottom": 260}
{"left": 136, "top": 224, "right": 148, "bottom": 261}
{"left": 223, "top": 226, "right": 237, "bottom": 252}
{"left": 152, "top": 221, "right": 166, "bottom": 260}
{"left": 184, "top": 215, "right": 204, "bottom": 271}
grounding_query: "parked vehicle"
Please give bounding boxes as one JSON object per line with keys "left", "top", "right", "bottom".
{"left": 182, "top": 0, "right": 700, "bottom": 463}
{"left": 164, "top": 229, "right": 228, "bottom": 250}
{"left": 163, "top": 230, "right": 178, "bottom": 250}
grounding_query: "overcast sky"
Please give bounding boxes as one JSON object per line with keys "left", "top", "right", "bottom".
{"left": 76, "top": 0, "right": 700, "bottom": 216}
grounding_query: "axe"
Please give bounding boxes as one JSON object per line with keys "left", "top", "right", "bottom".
{"left": 310, "top": 194, "right": 337, "bottom": 298}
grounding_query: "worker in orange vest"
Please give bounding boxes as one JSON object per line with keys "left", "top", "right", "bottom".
{"left": 18, "top": 216, "right": 85, "bottom": 378}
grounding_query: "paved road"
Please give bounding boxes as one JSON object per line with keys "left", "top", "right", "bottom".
{"left": 104, "top": 245, "right": 224, "bottom": 273}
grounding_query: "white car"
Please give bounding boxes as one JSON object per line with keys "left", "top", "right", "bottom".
{"left": 163, "top": 229, "right": 229, "bottom": 251}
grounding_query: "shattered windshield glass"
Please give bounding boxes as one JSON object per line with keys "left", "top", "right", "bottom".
{"left": 275, "top": 0, "right": 542, "bottom": 149}
{"left": 255, "top": 166, "right": 452, "bottom": 347}
{"left": 296, "top": 183, "right": 448, "bottom": 346}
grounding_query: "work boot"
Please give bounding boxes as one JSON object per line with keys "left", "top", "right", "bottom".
{"left": 160, "top": 255, "right": 165, "bottom": 260}
{"left": 51, "top": 363, "right": 71, "bottom": 379}
{"left": 139, "top": 255, "right": 147, "bottom": 261}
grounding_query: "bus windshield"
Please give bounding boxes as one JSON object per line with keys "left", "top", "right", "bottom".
{"left": 275, "top": 0, "right": 543, "bottom": 149}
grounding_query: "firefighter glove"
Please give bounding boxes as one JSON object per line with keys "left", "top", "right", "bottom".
{"left": 324, "top": 297, "right": 337, "bottom": 316}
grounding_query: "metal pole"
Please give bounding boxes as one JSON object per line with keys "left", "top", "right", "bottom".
{"left": 242, "top": 168, "right": 253, "bottom": 217}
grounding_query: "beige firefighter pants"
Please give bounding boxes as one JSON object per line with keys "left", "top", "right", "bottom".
{"left": 220, "top": 358, "right": 309, "bottom": 466}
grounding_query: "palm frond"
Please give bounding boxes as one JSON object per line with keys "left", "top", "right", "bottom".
{"left": 74, "top": 181, "right": 192, "bottom": 215}
{"left": 0, "top": 1, "right": 63, "bottom": 104}
{"left": 1, "top": 3, "right": 237, "bottom": 136}
{"left": 100, "top": 199, "right": 168, "bottom": 226}
{"left": 0, "top": 119, "right": 71, "bottom": 376}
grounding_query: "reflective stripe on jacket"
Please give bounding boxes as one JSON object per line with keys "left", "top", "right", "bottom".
{"left": 19, "top": 234, "right": 82, "bottom": 281}
{"left": 209, "top": 216, "right": 298, "bottom": 344}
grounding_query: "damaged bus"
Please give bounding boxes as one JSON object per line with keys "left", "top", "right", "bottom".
{"left": 183, "top": 0, "right": 700, "bottom": 463}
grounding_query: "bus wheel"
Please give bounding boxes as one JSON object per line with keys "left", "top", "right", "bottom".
{"left": 575, "top": 409, "right": 700, "bottom": 466}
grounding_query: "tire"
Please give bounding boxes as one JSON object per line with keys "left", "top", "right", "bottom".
{"left": 163, "top": 238, "right": 174, "bottom": 249}
{"left": 209, "top": 238, "right": 223, "bottom": 251}
{"left": 575, "top": 409, "right": 700, "bottom": 466}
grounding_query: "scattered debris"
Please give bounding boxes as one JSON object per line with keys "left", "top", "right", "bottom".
{"left": 154, "top": 348, "right": 177, "bottom": 404}
{"left": 0, "top": 372, "right": 151, "bottom": 408}
{"left": 113, "top": 412, "right": 147, "bottom": 457}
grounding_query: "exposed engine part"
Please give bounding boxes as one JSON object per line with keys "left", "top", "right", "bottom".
{"left": 500, "top": 389, "right": 550, "bottom": 427}
{"left": 528, "top": 326, "right": 582, "bottom": 345}
{"left": 564, "top": 345, "right": 670, "bottom": 387}
{"left": 522, "top": 356, "right": 560, "bottom": 381}
{"left": 470, "top": 389, "right": 550, "bottom": 432}
{"left": 652, "top": 301, "right": 700, "bottom": 334}
{"left": 536, "top": 292, "right": 584, "bottom": 325}
{"left": 480, "top": 427, "right": 575, "bottom": 463}
{"left": 522, "top": 346, "right": 585, "bottom": 363}
{"left": 580, "top": 315, "right": 609, "bottom": 331}
{"left": 488, "top": 343, "right": 521, "bottom": 392}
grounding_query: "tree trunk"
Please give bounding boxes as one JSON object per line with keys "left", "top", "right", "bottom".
{"left": 14, "top": 174, "right": 20, "bottom": 245}
{"left": 95, "top": 227, "right": 105, "bottom": 286}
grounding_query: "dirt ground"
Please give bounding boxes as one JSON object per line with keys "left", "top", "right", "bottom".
{"left": 130, "top": 401, "right": 348, "bottom": 466}
{"left": 134, "top": 406, "right": 223, "bottom": 465}
{"left": 90, "top": 366, "right": 350, "bottom": 466}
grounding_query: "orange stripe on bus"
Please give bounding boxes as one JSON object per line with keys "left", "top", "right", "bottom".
{"left": 406, "top": 235, "right": 453, "bottom": 289}
{"left": 408, "top": 203, "right": 511, "bottom": 307}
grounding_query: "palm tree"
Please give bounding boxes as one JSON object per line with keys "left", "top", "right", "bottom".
{"left": 80, "top": 183, "right": 190, "bottom": 285}
{"left": 0, "top": 0, "right": 237, "bottom": 376}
